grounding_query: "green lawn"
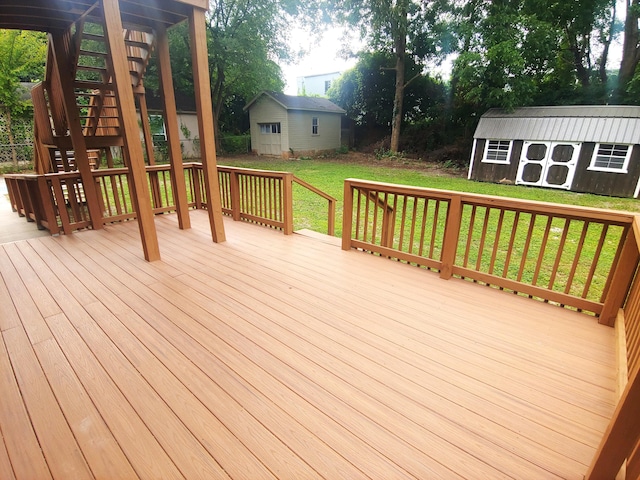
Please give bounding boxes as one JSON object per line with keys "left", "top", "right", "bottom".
{"left": 217, "top": 154, "right": 640, "bottom": 236}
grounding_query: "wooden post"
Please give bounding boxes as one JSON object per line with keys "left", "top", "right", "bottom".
{"left": 342, "top": 180, "right": 354, "bottom": 250}
{"left": 189, "top": 7, "right": 226, "bottom": 243}
{"left": 585, "top": 363, "right": 640, "bottom": 479}
{"left": 36, "top": 176, "right": 59, "bottom": 234}
{"left": 156, "top": 23, "right": 191, "bottom": 230}
{"left": 440, "top": 196, "right": 462, "bottom": 280}
{"left": 282, "top": 173, "right": 293, "bottom": 235}
{"left": 101, "top": 0, "right": 160, "bottom": 261}
{"left": 600, "top": 227, "right": 639, "bottom": 326}
{"left": 230, "top": 170, "right": 241, "bottom": 221}
{"left": 50, "top": 33, "right": 104, "bottom": 230}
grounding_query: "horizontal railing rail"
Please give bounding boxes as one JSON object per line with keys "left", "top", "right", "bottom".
{"left": 342, "top": 178, "right": 636, "bottom": 316}
{"left": 292, "top": 175, "right": 337, "bottom": 236}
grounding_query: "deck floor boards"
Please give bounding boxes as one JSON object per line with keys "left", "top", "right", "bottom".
{"left": 0, "top": 211, "right": 618, "bottom": 479}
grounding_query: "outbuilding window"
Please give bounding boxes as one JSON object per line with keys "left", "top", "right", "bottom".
{"left": 482, "top": 140, "right": 512, "bottom": 164}
{"left": 259, "top": 123, "right": 281, "bottom": 134}
{"left": 589, "top": 143, "right": 631, "bottom": 173}
{"left": 312, "top": 117, "right": 319, "bottom": 135}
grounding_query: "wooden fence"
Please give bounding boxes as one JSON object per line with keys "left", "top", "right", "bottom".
{"left": 341, "top": 178, "right": 640, "bottom": 479}
{"left": 4, "top": 163, "right": 336, "bottom": 236}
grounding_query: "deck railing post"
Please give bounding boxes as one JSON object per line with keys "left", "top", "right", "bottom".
{"left": 600, "top": 225, "right": 640, "bottom": 326}
{"left": 440, "top": 195, "right": 462, "bottom": 279}
{"left": 342, "top": 180, "right": 354, "bottom": 250}
{"left": 282, "top": 173, "right": 293, "bottom": 235}
{"left": 36, "top": 176, "right": 59, "bottom": 234}
{"left": 230, "top": 170, "right": 241, "bottom": 221}
{"left": 193, "top": 164, "right": 203, "bottom": 209}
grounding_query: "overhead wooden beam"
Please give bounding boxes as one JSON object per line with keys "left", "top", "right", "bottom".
{"left": 156, "top": 23, "right": 191, "bottom": 230}
{"left": 101, "top": 0, "right": 160, "bottom": 261}
{"left": 49, "top": 32, "right": 104, "bottom": 229}
{"left": 189, "top": 6, "right": 226, "bottom": 243}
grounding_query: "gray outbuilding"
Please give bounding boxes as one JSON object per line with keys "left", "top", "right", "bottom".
{"left": 244, "top": 91, "right": 345, "bottom": 158}
{"left": 468, "top": 105, "right": 640, "bottom": 197}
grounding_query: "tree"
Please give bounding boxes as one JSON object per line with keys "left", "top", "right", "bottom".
{"left": 328, "top": 51, "right": 445, "bottom": 128}
{"left": 147, "top": 0, "right": 318, "bottom": 147}
{"left": 452, "top": 0, "right": 617, "bottom": 128}
{"left": 0, "top": 29, "right": 47, "bottom": 166}
{"left": 331, "top": 0, "right": 453, "bottom": 152}
{"left": 619, "top": 0, "right": 640, "bottom": 101}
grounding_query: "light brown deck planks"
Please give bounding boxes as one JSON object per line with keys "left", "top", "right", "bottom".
{"left": 0, "top": 211, "right": 618, "bottom": 479}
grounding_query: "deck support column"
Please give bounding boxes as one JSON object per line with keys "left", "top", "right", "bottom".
{"left": 189, "top": 7, "right": 226, "bottom": 243}
{"left": 49, "top": 33, "right": 104, "bottom": 230}
{"left": 156, "top": 23, "right": 191, "bottom": 230}
{"left": 101, "top": 0, "right": 160, "bottom": 261}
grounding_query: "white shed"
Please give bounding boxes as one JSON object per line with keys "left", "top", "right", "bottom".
{"left": 244, "top": 91, "right": 345, "bottom": 158}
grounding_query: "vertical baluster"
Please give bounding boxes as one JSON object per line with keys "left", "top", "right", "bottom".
{"left": 532, "top": 216, "right": 553, "bottom": 286}
{"left": 475, "top": 206, "right": 491, "bottom": 271}
{"left": 463, "top": 204, "right": 477, "bottom": 268}
{"left": 503, "top": 211, "right": 520, "bottom": 278}
{"left": 517, "top": 213, "right": 537, "bottom": 282}
{"left": 488, "top": 209, "right": 505, "bottom": 275}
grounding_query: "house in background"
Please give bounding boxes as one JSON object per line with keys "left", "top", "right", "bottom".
{"left": 144, "top": 88, "right": 201, "bottom": 158}
{"left": 245, "top": 91, "right": 345, "bottom": 158}
{"left": 296, "top": 72, "right": 341, "bottom": 96}
{"left": 468, "top": 106, "right": 640, "bottom": 198}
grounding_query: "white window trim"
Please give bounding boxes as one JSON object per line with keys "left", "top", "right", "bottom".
{"left": 587, "top": 143, "right": 632, "bottom": 174}
{"left": 482, "top": 139, "right": 512, "bottom": 164}
{"left": 259, "top": 123, "right": 281, "bottom": 135}
{"left": 312, "top": 117, "right": 319, "bottom": 136}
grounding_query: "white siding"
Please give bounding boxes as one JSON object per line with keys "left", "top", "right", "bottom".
{"left": 287, "top": 110, "right": 342, "bottom": 153}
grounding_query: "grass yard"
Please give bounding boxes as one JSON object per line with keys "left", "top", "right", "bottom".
{"left": 217, "top": 152, "right": 640, "bottom": 237}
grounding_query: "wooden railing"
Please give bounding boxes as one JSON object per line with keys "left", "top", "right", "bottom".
{"left": 5, "top": 163, "right": 336, "bottom": 236}
{"left": 585, "top": 216, "right": 640, "bottom": 480}
{"left": 342, "top": 178, "right": 640, "bottom": 479}
{"left": 342, "top": 179, "right": 637, "bottom": 317}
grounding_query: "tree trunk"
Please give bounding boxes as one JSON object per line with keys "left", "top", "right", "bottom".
{"left": 598, "top": 0, "right": 617, "bottom": 84}
{"left": 390, "top": 2, "right": 408, "bottom": 153}
{"left": 618, "top": 0, "right": 640, "bottom": 99}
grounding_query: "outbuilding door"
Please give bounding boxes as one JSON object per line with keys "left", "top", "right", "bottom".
{"left": 516, "top": 141, "right": 580, "bottom": 190}
{"left": 258, "top": 123, "right": 282, "bottom": 156}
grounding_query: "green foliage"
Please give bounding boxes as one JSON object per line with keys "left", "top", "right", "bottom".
{"left": 328, "top": 52, "right": 447, "bottom": 128}
{"left": 0, "top": 30, "right": 47, "bottom": 113}
{"left": 218, "top": 134, "right": 250, "bottom": 154}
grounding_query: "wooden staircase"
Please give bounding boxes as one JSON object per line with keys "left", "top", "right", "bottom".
{"left": 32, "top": 14, "right": 156, "bottom": 173}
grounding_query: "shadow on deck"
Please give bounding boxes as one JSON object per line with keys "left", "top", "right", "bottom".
{"left": 0, "top": 212, "right": 616, "bottom": 479}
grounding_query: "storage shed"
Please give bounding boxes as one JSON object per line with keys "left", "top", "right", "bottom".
{"left": 245, "top": 91, "right": 345, "bottom": 158}
{"left": 468, "top": 106, "right": 640, "bottom": 198}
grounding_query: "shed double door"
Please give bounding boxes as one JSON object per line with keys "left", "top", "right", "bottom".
{"left": 516, "top": 141, "right": 580, "bottom": 190}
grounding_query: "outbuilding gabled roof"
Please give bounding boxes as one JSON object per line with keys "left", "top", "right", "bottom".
{"left": 244, "top": 91, "right": 345, "bottom": 114}
{"left": 474, "top": 105, "right": 640, "bottom": 145}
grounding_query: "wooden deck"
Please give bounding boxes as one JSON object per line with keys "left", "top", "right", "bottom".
{"left": 0, "top": 211, "right": 618, "bottom": 479}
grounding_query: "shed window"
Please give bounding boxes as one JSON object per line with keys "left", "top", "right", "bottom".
{"left": 260, "top": 123, "right": 281, "bottom": 134}
{"left": 589, "top": 144, "right": 631, "bottom": 173}
{"left": 312, "top": 117, "right": 319, "bottom": 135}
{"left": 483, "top": 140, "right": 512, "bottom": 163}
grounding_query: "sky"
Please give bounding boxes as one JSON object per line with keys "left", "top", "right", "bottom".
{"left": 280, "top": 26, "right": 361, "bottom": 95}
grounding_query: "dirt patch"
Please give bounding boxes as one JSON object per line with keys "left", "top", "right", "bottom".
{"left": 218, "top": 151, "right": 468, "bottom": 178}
